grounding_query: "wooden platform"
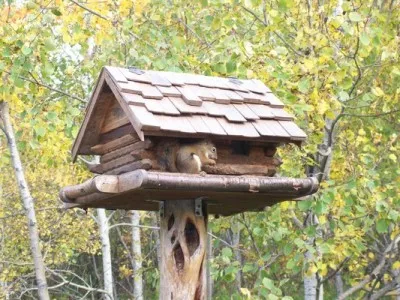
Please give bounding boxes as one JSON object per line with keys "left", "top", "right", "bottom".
{"left": 60, "top": 170, "right": 319, "bottom": 216}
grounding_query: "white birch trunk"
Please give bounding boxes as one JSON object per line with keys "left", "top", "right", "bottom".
{"left": 97, "top": 209, "right": 113, "bottom": 300}
{"left": 233, "top": 228, "right": 242, "bottom": 292}
{"left": 0, "top": 102, "right": 49, "bottom": 300}
{"left": 130, "top": 211, "right": 143, "bottom": 300}
{"left": 206, "top": 232, "right": 213, "bottom": 300}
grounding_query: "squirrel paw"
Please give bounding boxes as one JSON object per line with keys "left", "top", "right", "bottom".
{"left": 199, "top": 171, "right": 207, "bottom": 177}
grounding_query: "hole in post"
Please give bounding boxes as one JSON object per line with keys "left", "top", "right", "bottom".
{"left": 185, "top": 219, "right": 200, "bottom": 256}
{"left": 171, "top": 230, "right": 176, "bottom": 244}
{"left": 168, "top": 214, "right": 174, "bottom": 231}
{"left": 173, "top": 243, "right": 184, "bottom": 272}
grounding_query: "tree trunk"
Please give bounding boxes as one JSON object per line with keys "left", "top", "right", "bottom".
{"left": 233, "top": 227, "right": 242, "bottom": 292}
{"left": 335, "top": 271, "right": 344, "bottom": 296}
{"left": 0, "top": 102, "right": 49, "bottom": 300}
{"left": 304, "top": 248, "right": 317, "bottom": 300}
{"left": 151, "top": 212, "right": 162, "bottom": 268}
{"left": 130, "top": 211, "right": 143, "bottom": 300}
{"left": 159, "top": 200, "right": 207, "bottom": 300}
{"left": 206, "top": 232, "right": 213, "bottom": 300}
{"left": 97, "top": 209, "right": 114, "bottom": 300}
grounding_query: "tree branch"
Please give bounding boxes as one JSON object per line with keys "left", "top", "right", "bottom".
{"left": 3, "top": 71, "right": 86, "bottom": 103}
{"left": 342, "top": 109, "right": 400, "bottom": 118}
{"left": 68, "top": 0, "right": 109, "bottom": 21}
{"left": 338, "top": 235, "right": 400, "bottom": 299}
{"left": 240, "top": 5, "right": 304, "bottom": 57}
{"left": 320, "top": 256, "right": 350, "bottom": 284}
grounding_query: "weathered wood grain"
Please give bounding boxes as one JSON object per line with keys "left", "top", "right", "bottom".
{"left": 129, "top": 105, "right": 160, "bottom": 130}
{"left": 148, "top": 72, "right": 172, "bottom": 86}
{"left": 91, "top": 153, "right": 138, "bottom": 174}
{"left": 99, "top": 124, "right": 135, "bottom": 144}
{"left": 120, "top": 68, "right": 152, "bottom": 83}
{"left": 157, "top": 85, "right": 182, "bottom": 97}
{"left": 105, "top": 159, "right": 152, "bottom": 175}
{"left": 101, "top": 99, "right": 130, "bottom": 134}
{"left": 91, "top": 133, "right": 139, "bottom": 154}
{"left": 104, "top": 67, "right": 128, "bottom": 83}
{"left": 176, "top": 86, "right": 203, "bottom": 106}
{"left": 202, "top": 164, "right": 274, "bottom": 176}
{"left": 169, "top": 97, "right": 207, "bottom": 114}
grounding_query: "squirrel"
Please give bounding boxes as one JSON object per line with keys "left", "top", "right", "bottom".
{"left": 157, "top": 139, "right": 217, "bottom": 174}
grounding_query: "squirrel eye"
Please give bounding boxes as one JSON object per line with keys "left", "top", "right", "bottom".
{"left": 212, "top": 147, "right": 216, "bottom": 152}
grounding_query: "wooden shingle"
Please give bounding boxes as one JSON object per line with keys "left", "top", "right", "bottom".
{"left": 72, "top": 66, "right": 307, "bottom": 161}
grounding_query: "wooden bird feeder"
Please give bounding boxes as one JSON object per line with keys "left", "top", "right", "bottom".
{"left": 60, "top": 66, "right": 319, "bottom": 299}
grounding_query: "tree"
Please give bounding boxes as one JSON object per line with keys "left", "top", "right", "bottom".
{"left": 1, "top": 0, "right": 399, "bottom": 298}
{"left": 0, "top": 102, "right": 49, "bottom": 300}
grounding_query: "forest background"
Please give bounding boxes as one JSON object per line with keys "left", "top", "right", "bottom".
{"left": 0, "top": 0, "right": 399, "bottom": 299}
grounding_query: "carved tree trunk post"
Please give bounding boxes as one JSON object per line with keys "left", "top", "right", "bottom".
{"left": 159, "top": 200, "right": 207, "bottom": 300}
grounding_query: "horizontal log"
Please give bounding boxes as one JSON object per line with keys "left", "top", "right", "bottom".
{"left": 100, "top": 143, "right": 136, "bottom": 164}
{"left": 99, "top": 123, "right": 135, "bottom": 144}
{"left": 100, "top": 139, "right": 152, "bottom": 164}
{"left": 105, "top": 159, "right": 152, "bottom": 175}
{"left": 216, "top": 145, "right": 281, "bottom": 166}
{"left": 91, "top": 133, "right": 139, "bottom": 154}
{"left": 60, "top": 175, "right": 119, "bottom": 201}
{"left": 91, "top": 153, "right": 138, "bottom": 174}
{"left": 101, "top": 116, "right": 130, "bottom": 134}
{"left": 202, "top": 164, "right": 275, "bottom": 176}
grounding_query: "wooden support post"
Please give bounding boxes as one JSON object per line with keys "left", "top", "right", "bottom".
{"left": 159, "top": 200, "right": 207, "bottom": 300}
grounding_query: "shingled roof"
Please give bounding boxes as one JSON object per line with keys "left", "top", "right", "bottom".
{"left": 72, "top": 66, "right": 306, "bottom": 160}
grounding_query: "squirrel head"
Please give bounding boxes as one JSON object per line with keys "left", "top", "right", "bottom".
{"left": 203, "top": 140, "right": 217, "bottom": 160}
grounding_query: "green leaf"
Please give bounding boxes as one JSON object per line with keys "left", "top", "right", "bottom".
{"left": 338, "top": 91, "right": 349, "bottom": 101}
{"left": 376, "top": 219, "right": 389, "bottom": 233}
{"left": 46, "top": 112, "right": 58, "bottom": 121}
{"left": 360, "top": 32, "right": 370, "bottom": 46}
{"left": 200, "top": 0, "right": 208, "bottom": 7}
{"left": 44, "top": 38, "right": 57, "bottom": 51}
{"left": 298, "top": 200, "right": 312, "bottom": 211}
{"left": 283, "top": 243, "right": 293, "bottom": 255}
{"left": 298, "top": 78, "right": 310, "bottom": 93}
{"left": 172, "top": 36, "right": 185, "bottom": 48}
{"left": 226, "top": 60, "right": 237, "bottom": 74}
{"left": 51, "top": 8, "right": 62, "bottom": 16}
{"left": 221, "top": 247, "right": 232, "bottom": 258}
{"left": 262, "top": 277, "right": 274, "bottom": 290}
{"left": 21, "top": 45, "right": 32, "bottom": 55}
{"left": 34, "top": 126, "right": 46, "bottom": 137}
{"left": 349, "top": 12, "right": 362, "bottom": 22}
{"left": 242, "top": 264, "right": 254, "bottom": 273}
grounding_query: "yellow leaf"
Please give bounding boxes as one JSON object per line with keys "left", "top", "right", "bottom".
{"left": 240, "top": 288, "right": 251, "bottom": 297}
{"left": 371, "top": 87, "right": 384, "bottom": 97}
{"left": 358, "top": 128, "right": 366, "bottom": 136}
{"left": 393, "top": 261, "right": 400, "bottom": 270}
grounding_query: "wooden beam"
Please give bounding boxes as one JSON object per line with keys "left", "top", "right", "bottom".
{"left": 104, "top": 159, "right": 152, "bottom": 175}
{"left": 60, "top": 175, "right": 119, "bottom": 201}
{"left": 202, "top": 164, "right": 275, "bottom": 176}
{"left": 91, "top": 133, "right": 139, "bottom": 155}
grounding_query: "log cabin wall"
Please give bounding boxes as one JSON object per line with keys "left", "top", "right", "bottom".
{"left": 89, "top": 127, "right": 282, "bottom": 176}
